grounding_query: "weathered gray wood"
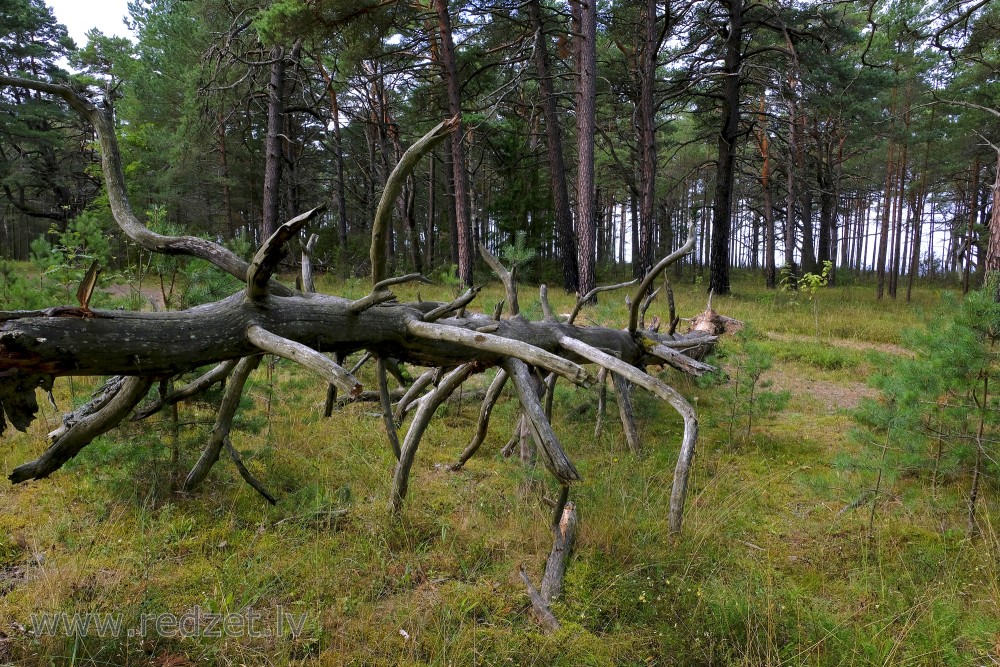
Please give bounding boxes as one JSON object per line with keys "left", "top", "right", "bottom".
{"left": 408, "top": 319, "right": 591, "bottom": 387}
{"left": 500, "top": 426, "right": 519, "bottom": 458}
{"left": 371, "top": 118, "right": 458, "bottom": 285}
{"left": 594, "top": 367, "right": 608, "bottom": 438}
{"left": 558, "top": 336, "right": 698, "bottom": 534}
{"left": 247, "top": 325, "right": 361, "bottom": 398}
{"left": 323, "top": 352, "right": 350, "bottom": 418}
{"left": 628, "top": 220, "right": 696, "bottom": 334}
{"left": 247, "top": 207, "right": 325, "bottom": 302}
{"left": 347, "top": 290, "right": 396, "bottom": 313}
{"left": 10, "top": 376, "right": 153, "bottom": 483}
{"left": 225, "top": 437, "right": 277, "bottom": 505}
{"left": 0, "top": 75, "right": 717, "bottom": 538}
{"left": 519, "top": 568, "right": 560, "bottom": 633}
{"left": 479, "top": 244, "right": 519, "bottom": 316}
{"left": 0, "top": 292, "right": 703, "bottom": 382}
{"left": 381, "top": 357, "right": 409, "bottom": 387}
{"left": 300, "top": 234, "right": 319, "bottom": 294}
{"left": 503, "top": 358, "right": 579, "bottom": 484}
{"left": 348, "top": 274, "right": 434, "bottom": 314}
{"left": 0, "top": 76, "right": 296, "bottom": 297}
{"left": 394, "top": 369, "right": 436, "bottom": 424}
{"left": 665, "top": 278, "right": 680, "bottom": 334}
{"left": 48, "top": 375, "right": 125, "bottom": 440}
{"left": 424, "top": 286, "right": 481, "bottom": 322}
{"left": 519, "top": 412, "right": 535, "bottom": 463}
{"left": 567, "top": 279, "right": 638, "bottom": 325}
{"left": 612, "top": 373, "right": 641, "bottom": 454}
{"left": 539, "top": 284, "right": 556, "bottom": 321}
{"left": 377, "top": 358, "right": 402, "bottom": 460}
{"left": 642, "top": 337, "right": 717, "bottom": 376}
{"left": 540, "top": 501, "right": 577, "bottom": 602}
{"left": 184, "top": 355, "right": 261, "bottom": 491}
{"left": 334, "top": 388, "right": 406, "bottom": 407}
{"left": 390, "top": 364, "right": 477, "bottom": 512}
{"left": 543, "top": 372, "right": 556, "bottom": 420}
{"left": 453, "top": 369, "right": 508, "bottom": 469}
{"left": 638, "top": 286, "right": 660, "bottom": 330}
{"left": 133, "top": 360, "right": 238, "bottom": 421}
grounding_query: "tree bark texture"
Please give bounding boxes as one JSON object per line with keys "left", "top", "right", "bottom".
{"left": 529, "top": 0, "right": 578, "bottom": 293}
{"left": 262, "top": 44, "right": 287, "bottom": 242}
{"left": 708, "top": 0, "right": 743, "bottom": 296}
{"left": 573, "top": 0, "right": 598, "bottom": 299}
{"left": 433, "top": 0, "right": 474, "bottom": 286}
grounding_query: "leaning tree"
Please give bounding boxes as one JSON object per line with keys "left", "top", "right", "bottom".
{"left": 0, "top": 75, "right": 730, "bottom": 629}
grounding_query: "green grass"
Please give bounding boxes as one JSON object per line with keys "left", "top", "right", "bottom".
{"left": 1, "top": 272, "right": 997, "bottom": 666}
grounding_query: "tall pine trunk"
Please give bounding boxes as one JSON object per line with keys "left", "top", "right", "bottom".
{"left": 529, "top": 0, "right": 578, "bottom": 292}
{"left": 573, "top": 0, "right": 597, "bottom": 299}
{"left": 756, "top": 98, "right": 776, "bottom": 288}
{"left": 635, "top": 0, "right": 659, "bottom": 278}
{"left": 708, "top": 0, "right": 742, "bottom": 296}
{"left": 434, "top": 0, "right": 474, "bottom": 286}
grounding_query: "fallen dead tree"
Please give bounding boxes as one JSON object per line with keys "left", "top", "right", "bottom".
{"left": 0, "top": 75, "right": 735, "bottom": 630}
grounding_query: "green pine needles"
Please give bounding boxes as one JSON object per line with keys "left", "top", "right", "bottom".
{"left": 499, "top": 230, "right": 537, "bottom": 270}
{"left": 854, "top": 278, "right": 1000, "bottom": 534}
{"left": 701, "top": 325, "right": 790, "bottom": 447}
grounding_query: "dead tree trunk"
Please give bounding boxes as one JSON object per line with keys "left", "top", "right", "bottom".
{"left": 0, "top": 75, "right": 725, "bottom": 542}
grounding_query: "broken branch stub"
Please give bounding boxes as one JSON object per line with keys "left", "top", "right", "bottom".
{"left": 246, "top": 206, "right": 325, "bottom": 302}
{"left": 479, "top": 243, "right": 519, "bottom": 316}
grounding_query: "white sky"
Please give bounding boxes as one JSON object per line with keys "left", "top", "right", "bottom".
{"left": 46, "top": 0, "right": 135, "bottom": 46}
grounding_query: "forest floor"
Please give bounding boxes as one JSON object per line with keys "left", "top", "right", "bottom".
{"left": 1, "top": 272, "right": 998, "bottom": 666}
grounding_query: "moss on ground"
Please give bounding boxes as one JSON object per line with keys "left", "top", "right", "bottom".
{"left": 0, "top": 275, "right": 996, "bottom": 666}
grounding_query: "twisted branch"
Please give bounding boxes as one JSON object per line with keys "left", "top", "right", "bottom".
{"left": 452, "top": 369, "right": 509, "bottom": 469}
{"left": 629, "top": 220, "right": 697, "bottom": 334}
{"left": 391, "top": 363, "right": 478, "bottom": 512}
{"left": 10, "top": 377, "right": 152, "bottom": 483}
{"left": 372, "top": 117, "right": 459, "bottom": 285}
{"left": 558, "top": 336, "right": 698, "bottom": 534}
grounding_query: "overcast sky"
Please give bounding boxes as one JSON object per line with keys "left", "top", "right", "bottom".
{"left": 47, "top": 0, "right": 135, "bottom": 46}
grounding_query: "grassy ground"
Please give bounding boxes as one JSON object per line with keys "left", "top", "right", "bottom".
{"left": 1, "top": 272, "right": 998, "bottom": 666}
